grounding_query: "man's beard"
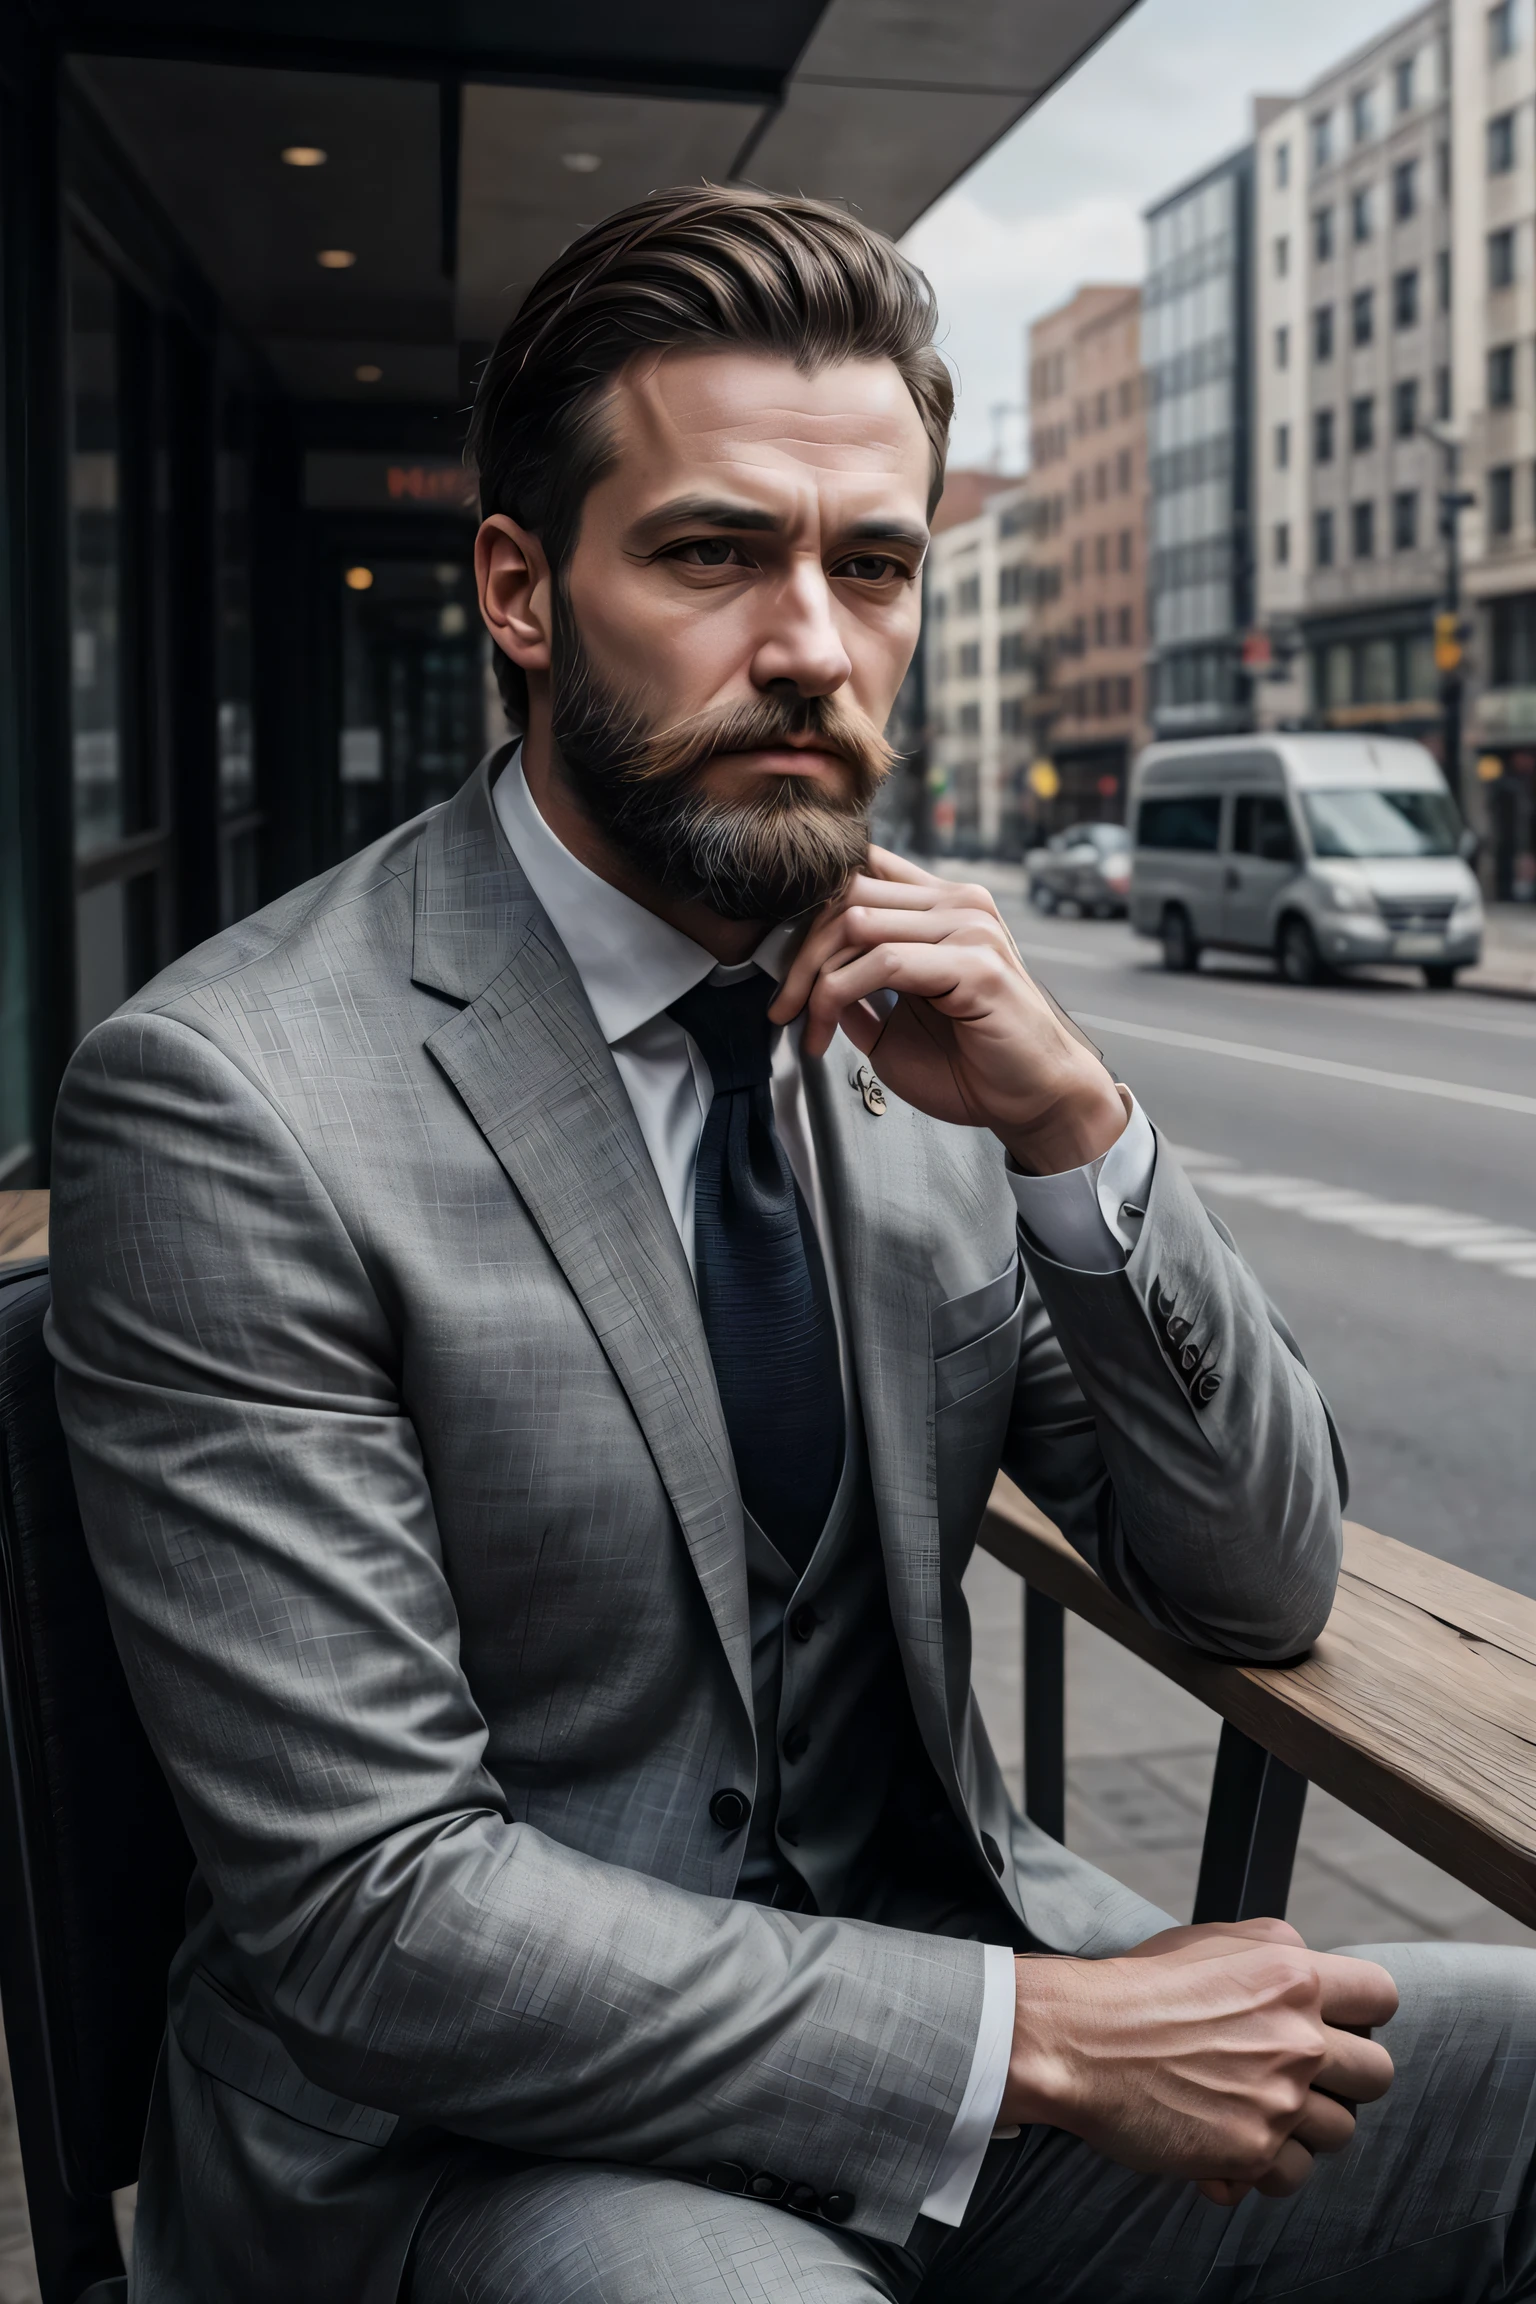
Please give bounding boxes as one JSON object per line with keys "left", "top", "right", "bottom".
{"left": 548, "top": 598, "right": 895, "bottom": 923}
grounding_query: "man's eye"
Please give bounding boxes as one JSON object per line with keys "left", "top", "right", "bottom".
{"left": 838, "top": 554, "right": 904, "bottom": 583}
{"left": 674, "top": 538, "right": 745, "bottom": 567}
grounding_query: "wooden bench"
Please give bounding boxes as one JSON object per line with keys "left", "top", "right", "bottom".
{"left": 9, "top": 1187, "right": 1533, "bottom": 1931}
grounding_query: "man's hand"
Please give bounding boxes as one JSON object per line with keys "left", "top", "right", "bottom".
{"left": 1003, "top": 1918, "right": 1397, "bottom": 2205}
{"left": 768, "top": 847, "right": 1127, "bottom": 1176}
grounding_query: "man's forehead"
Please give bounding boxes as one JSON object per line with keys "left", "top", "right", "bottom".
{"left": 606, "top": 348, "right": 930, "bottom": 495}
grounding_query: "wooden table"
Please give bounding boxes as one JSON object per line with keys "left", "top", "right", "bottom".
{"left": 0, "top": 1193, "right": 48, "bottom": 1272}
{"left": 982, "top": 1474, "right": 1536, "bottom": 1930}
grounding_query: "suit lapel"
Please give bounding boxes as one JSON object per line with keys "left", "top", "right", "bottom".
{"left": 415, "top": 760, "right": 752, "bottom": 1719}
{"left": 803, "top": 1039, "right": 958, "bottom": 1788}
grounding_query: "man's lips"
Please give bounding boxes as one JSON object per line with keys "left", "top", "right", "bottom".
{"left": 708, "top": 743, "right": 846, "bottom": 775}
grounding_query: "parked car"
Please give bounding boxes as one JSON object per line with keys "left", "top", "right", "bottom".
{"left": 1027, "top": 822, "right": 1132, "bottom": 916}
{"left": 1128, "top": 734, "right": 1483, "bottom": 987}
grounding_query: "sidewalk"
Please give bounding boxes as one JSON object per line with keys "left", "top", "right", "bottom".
{"left": 964, "top": 1546, "right": 1536, "bottom": 1950}
{"left": 1468, "top": 903, "right": 1536, "bottom": 998}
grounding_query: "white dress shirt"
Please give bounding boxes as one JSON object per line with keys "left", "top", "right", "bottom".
{"left": 491, "top": 748, "right": 1156, "bottom": 2225}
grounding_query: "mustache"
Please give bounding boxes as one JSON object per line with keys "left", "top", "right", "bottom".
{"left": 632, "top": 690, "right": 896, "bottom": 791}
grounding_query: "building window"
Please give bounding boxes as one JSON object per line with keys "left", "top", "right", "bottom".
{"left": 1352, "top": 288, "right": 1374, "bottom": 346}
{"left": 998, "top": 562, "right": 1027, "bottom": 606}
{"left": 1275, "top": 234, "right": 1290, "bottom": 278}
{"left": 1394, "top": 376, "right": 1419, "bottom": 438}
{"left": 1276, "top": 140, "right": 1291, "bottom": 189}
{"left": 1352, "top": 186, "right": 1373, "bottom": 243}
{"left": 1395, "top": 54, "right": 1415, "bottom": 111}
{"left": 1491, "top": 0, "right": 1518, "bottom": 60}
{"left": 1094, "top": 609, "right": 1108, "bottom": 647}
{"left": 956, "top": 575, "right": 980, "bottom": 614}
{"left": 1276, "top": 323, "right": 1291, "bottom": 370}
{"left": 1315, "top": 406, "right": 1336, "bottom": 463}
{"left": 1316, "top": 507, "right": 1336, "bottom": 566}
{"left": 1490, "top": 229, "right": 1516, "bottom": 290}
{"left": 1094, "top": 534, "right": 1108, "bottom": 574}
{"left": 1314, "top": 305, "right": 1336, "bottom": 361}
{"left": 1115, "top": 676, "right": 1133, "bottom": 714}
{"left": 1490, "top": 463, "right": 1515, "bottom": 534}
{"left": 1491, "top": 344, "right": 1518, "bottom": 405}
{"left": 1314, "top": 206, "right": 1335, "bottom": 262}
{"left": 1117, "top": 529, "right": 1132, "bottom": 571}
{"left": 1275, "top": 521, "right": 1291, "bottom": 566}
{"left": 1275, "top": 422, "right": 1290, "bottom": 470}
{"left": 957, "top": 641, "right": 980, "bottom": 677}
{"left": 1393, "top": 269, "right": 1419, "bottom": 329}
{"left": 1071, "top": 539, "right": 1083, "bottom": 579}
{"left": 1312, "top": 110, "right": 1333, "bottom": 169}
{"left": 1352, "top": 87, "right": 1374, "bottom": 143}
{"left": 1116, "top": 447, "right": 1132, "bottom": 491}
{"left": 1490, "top": 111, "right": 1517, "bottom": 172}
{"left": 998, "top": 630, "right": 1029, "bottom": 671}
{"left": 1352, "top": 500, "right": 1376, "bottom": 558}
{"left": 1117, "top": 605, "right": 1134, "bottom": 644}
{"left": 1352, "top": 394, "right": 1375, "bottom": 451}
{"left": 1393, "top": 489, "right": 1419, "bottom": 550}
{"left": 1393, "top": 158, "right": 1418, "bottom": 220}
{"left": 1437, "top": 249, "right": 1451, "bottom": 311}
{"left": 1436, "top": 364, "right": 1452, "bottom": 419}
{"left": 1438, "top": 138, "right": 1451, "bottom": 199}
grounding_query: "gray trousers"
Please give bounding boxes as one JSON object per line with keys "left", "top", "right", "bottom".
{"left": 406, "top": 1944, "right": 1536, "bottom": 2302}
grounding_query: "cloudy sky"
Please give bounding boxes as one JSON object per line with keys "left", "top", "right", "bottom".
{"left": 901, "top": 0, "right": 1429, "bottom": 471}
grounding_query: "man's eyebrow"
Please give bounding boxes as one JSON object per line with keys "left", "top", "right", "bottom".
{"left": 633, "top": 495, "right": 784, "bottom": 536}
{"left": 840, "top": 516, "right": 929, "bottom": 553}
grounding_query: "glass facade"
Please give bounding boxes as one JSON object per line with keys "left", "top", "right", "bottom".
{"left": 337, "top": 557, "right": 487, "bottom": 857}
{"left": 216, "top": 409, "right": 258, "bottom": 926}
{"left": 1143, "top": 148, "right": 1254, "bottom": 731}
{"left": 66, "top": 236, "right": 124, "bottom": 861}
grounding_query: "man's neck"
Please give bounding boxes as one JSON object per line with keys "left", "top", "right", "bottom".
{"left": 519, "top": 729, "right": 768, "bottom": 966}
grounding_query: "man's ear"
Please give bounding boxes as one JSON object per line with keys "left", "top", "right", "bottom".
{"left": 475, "top": 514, "right": 553, "bottom": 680}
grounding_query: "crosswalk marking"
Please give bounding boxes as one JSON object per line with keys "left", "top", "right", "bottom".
{"left": 1168, "top": 1144, "right": 1536, "bottom": 1282}
{"left": 1078, "top": 1014, "right": 1536, "bottom": 1120}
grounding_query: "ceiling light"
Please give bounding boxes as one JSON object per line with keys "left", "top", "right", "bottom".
{"left": 354, "top": 363, "right": 382, "bottom": 384}
{"left": 316, "top": 248, "right": 356, "bottom": 270}
{"left": 282, "top": 145, "right": 327, "bottom": 168}
{"left": 344, "top": 566, "right": 374, "bottom": 591}
{"left": 562, "top": 151, "right": 602, "bottom": 173}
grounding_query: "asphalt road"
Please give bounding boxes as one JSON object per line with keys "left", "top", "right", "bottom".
{"left": 968, "top": 865, "right": 1536, "bottom": 1597}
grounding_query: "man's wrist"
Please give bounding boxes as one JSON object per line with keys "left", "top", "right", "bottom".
{"left": 1000, "top": 1075, "right": 1129, "bottom": 1179}
{"left": 1001, "top": 1954, "right": 1090, "bottom": 2131}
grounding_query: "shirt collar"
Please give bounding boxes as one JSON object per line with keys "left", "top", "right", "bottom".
{"left": 491, "top": 744, "right": 796, "bottom": 1045}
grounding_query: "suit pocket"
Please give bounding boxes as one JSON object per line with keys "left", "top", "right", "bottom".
{"left": 933, "top": 1258, "right": 1025, "bottom": 1414}
{"left": 177, "top": 1966, "right": 398, "bottom": 2146}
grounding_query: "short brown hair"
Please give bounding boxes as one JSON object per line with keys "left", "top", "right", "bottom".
{"left": 468, "top": 182, "right": 952, "bottom": 728}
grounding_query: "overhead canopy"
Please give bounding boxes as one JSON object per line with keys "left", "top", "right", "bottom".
{"left": 58, "top": 0, "right": 1138, "bottom": 403}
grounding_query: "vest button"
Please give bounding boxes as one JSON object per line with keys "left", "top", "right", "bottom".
{"left": 789, "top": 1605, "right": 817, "bottom": 1642}
{"left": 821, "top": 2190, "right": 856, "bottom": 2223}
{"left": 709, "top": 1788, "right": 750, "bottom": 1832}
{"left": 706, "top": 2161, "right": 748, "bottom": 2193}
{"left": 786, "top": 2181, "right": 821, "bottom": 2215}
{"left": 748, "top": 2170, "right": 788, "bottom": 2202}
{"left": 782, "top": 1727, "right": 810, "bottom": 1762}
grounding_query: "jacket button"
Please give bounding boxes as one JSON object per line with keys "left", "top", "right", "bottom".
{"left": 981, "top": 1830, "right": 1006, "bottom": 1875}
{"left": 789, "top": 1605, "right": 817, "bottom": 1642}
{"left": 706, "top": 2161, "right": 748, "bottom": 2193}
{"left": 783, "top": 1727, "right": 810, "bottom": 1762}
{"left": 1165, "top": 1314, "right": 1191, "bottom": 1343}
{"left": 822, "top": 2190, "right": 856, "bottom": 2223}
{"left": 710, "top": 1788, "right": 750, "bottom": 1832}
{"left": 1195, "top": 1370, "right": 1222, "bottom": 1403}
{"left": 786, "top": 2182, "right": 820, "bottom": 2215}
{"left": 1179, "top": 1343, "right": 1200, "bottom": 1373}
{"left": 748, "top": 2170, "right": 788, "bottom": 2202}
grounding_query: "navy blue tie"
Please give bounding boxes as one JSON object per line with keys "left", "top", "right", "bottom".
{"left": 669, "top": 970, "right": 845, "bottom": 1576}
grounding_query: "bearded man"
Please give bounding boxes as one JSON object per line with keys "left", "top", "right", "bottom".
{"left": 47, "top": 186, "right": 1536, "bottom": 2304}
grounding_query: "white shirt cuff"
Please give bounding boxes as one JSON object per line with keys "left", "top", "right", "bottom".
{"left": 919, "top": 1942, "right": 1016, "bottom": 2227}
{"left": 1006, "top": 1093, "right": 1157, "bottom": 1274}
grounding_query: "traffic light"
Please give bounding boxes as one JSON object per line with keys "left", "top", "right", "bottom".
{"left": 1434, "top": 611, "right": 1464, "bottom": 673}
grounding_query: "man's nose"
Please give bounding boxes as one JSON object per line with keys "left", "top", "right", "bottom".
{"left": 749, "top": 564, "right": 853, "bottom": 698}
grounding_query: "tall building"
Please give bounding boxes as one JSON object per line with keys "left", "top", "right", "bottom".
{"left": 1452, "top": 0, "right": 1536, "bottom": 895}
{"left": 1026, "top": 286, "right": 1147, "bottom": 821}
{"left": 1143, "top": 145, "right": 1256, "bottom": 738}
{"left": 923, "top": 475, "right": 1034, "bottom": 853}
{"left": 1252, "top": 8, "right": 1453, "bottom": 749}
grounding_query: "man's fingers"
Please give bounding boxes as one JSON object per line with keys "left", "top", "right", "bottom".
{"left": 1313, "top": 1951, "right": 1400, "bottom": 2030}
{"left": 1315, "top": 2026, "right": 1394, "bottom": 2105}
{"left": 865, "top": 843, "right": 941, "bottom": 885}
{"left": 1290, "top": 2088, "right": 1357, "bottom": 2157}
{"left": 1253, "top": 2138, "right": 1316, "bottom": 2199}
{"left": 1195, "top": 2176, "right": 1253, "bottom": 2208}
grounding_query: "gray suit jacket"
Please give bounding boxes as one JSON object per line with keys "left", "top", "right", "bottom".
{"left": 47, "top": 758, "right": 1343, "bottom": 2301}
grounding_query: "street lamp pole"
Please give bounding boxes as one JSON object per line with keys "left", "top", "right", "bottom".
{"left": 1423, "top": 424, "right": 1476, "bottom": 806}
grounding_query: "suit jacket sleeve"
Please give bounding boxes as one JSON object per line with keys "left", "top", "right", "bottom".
{"left": 1002, "top": 1127, "right": 1345, "bottom": 1661}
{"left": 47, "top": 1009, "right": 983, "bottom": 2247}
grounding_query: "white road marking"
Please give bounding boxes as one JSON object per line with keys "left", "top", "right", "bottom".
{"left": 1170, "top": 1144, "right": 1536, "bottom": 1282}
{"left": 1075, "top": 1013, "right": 1536, "bottom": 1120}
{"left": 1012, "top": 938, "right": 1119, "bottom": 972}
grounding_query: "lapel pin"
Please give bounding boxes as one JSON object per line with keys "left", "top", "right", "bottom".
{"left": 849, "top": 1063, "right": 887, "bottom": 1117}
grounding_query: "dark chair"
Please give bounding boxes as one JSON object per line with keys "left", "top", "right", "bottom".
{"left": 0, "top": 1262, "right": 194, "bottom": 2303}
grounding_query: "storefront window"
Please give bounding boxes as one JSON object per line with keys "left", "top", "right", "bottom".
{"left": 216, "top": 410, "right": 257, "bottom": 922}
{"left": 66, "top": 235, "right": 124, "bottom": 858}
{"left": 337, "top": 557, "right": 487, "bottom": 855}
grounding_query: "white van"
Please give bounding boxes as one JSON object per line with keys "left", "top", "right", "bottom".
{"left": 1128, "top": 734, "right": 1483, "bottom": 987}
